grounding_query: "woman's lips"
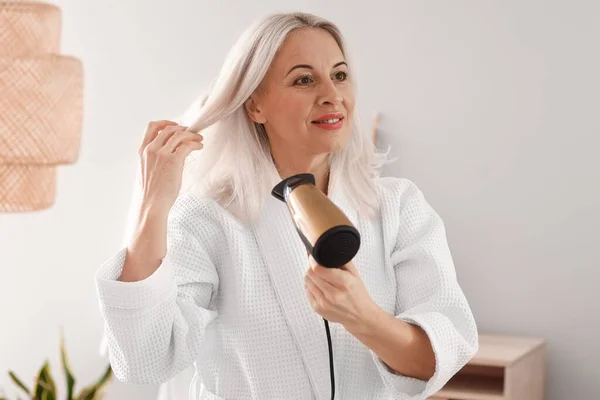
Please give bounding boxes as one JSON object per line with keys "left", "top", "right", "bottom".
{"left": 311, "top": 117, "right": 344, "bottom": 131}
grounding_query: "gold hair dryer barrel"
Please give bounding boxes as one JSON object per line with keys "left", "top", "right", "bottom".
{"left": 272, "top": 173, "right": 360, "bottom": 268}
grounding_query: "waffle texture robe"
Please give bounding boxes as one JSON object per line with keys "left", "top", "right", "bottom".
{"left": 95, "top": 175, "right": 478, "bottom": 400}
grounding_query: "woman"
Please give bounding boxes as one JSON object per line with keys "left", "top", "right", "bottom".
{"left": 95, "top": 11, "right": 478, "bottom": 400}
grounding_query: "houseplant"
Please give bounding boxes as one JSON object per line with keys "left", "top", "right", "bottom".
{"left": 0, "top": 329, "right": 112, "bottom": 400}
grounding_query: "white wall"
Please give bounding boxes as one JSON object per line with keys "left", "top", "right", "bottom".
{"left": 1, "top": 1, "right": 598, "bottom": 399}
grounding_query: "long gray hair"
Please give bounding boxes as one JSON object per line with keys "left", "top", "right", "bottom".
{"left": 176, "top": 12, "right": 390, "bottom": 223}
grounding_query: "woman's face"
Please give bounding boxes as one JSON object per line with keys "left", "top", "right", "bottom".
{"left": 246, "top": 28, "right": 355, "bottom": 158}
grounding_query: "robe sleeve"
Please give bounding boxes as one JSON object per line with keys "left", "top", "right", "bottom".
{"left": 95, "top": 195, "right": 220, "bottom": 384}
{"left": 369, "top": 179, "right": 479, "bottom": 399}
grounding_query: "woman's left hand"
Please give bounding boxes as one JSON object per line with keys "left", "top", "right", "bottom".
{"left": 304, "top": 256, "right": 379, "bottom": 328}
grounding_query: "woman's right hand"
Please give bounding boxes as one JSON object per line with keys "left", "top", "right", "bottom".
{"left": 137, "top": 120, "right": 204, "bottom": 216}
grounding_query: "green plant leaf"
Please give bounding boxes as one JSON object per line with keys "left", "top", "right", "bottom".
{"left": 60, "top": 328, "right": 76, "bottom": 400}
{"left": 33, "top": 361, "right": 56, "bottom": 400}
{"left": 76, "top": 364, "right": 112, "bottom": 400}
{"left": 75, "top": 386, "right": 95, "bottom": 400}
{"left": 75, "top": 363, "right": 112, "bottom": 400}
{"left": 8, "top": 371, "right": 31, "bottom": 396}
{"left": 38, "top": 379, "right": 55, "bottom": 398}
{"left": 95, "top": 364, "right": 112, "bottom": 391}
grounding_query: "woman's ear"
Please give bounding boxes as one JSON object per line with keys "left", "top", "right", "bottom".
{"left": 244, "top": 95, "right": 267, "bottom": 124}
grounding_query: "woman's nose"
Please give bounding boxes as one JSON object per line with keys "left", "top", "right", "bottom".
{"left": 317, "top": 82, "right": 343, "bottom": 106}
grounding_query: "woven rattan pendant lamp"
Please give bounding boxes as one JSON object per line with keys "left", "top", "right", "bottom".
{"left": 0, "top": 1, "right": 83, "bottom": 213}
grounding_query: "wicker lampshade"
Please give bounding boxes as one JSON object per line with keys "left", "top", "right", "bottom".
{"left": 0, "top": 1, "right": 84, "bottom": 212}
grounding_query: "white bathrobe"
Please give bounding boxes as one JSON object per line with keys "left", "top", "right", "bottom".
{"left": 95, "top": 175, "right": 478, "bottom": 400}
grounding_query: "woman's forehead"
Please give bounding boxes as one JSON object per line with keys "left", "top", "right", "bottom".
{"left": 271, "top": 29, "right": 345, "bottom": 74}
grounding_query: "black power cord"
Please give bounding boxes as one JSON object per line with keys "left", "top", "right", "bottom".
{"left": 323, "top": 318, "right": 335, "bottom": 400}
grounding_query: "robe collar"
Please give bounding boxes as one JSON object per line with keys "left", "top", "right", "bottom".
{"left": 251, "top": 167, "right": 358, "bottom": 400}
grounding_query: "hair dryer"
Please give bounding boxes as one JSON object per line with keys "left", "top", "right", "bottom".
{"left": 271, "top": 173, "right": 360, "bottom": 268}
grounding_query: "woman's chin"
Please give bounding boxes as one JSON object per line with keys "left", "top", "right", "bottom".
{"left": 304, "top": 127, "right": 350, "bottom": 153}
{"left": 312, "top": 138, "right": 347, "bottom": 154}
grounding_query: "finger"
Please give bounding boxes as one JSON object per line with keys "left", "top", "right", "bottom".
{"left": 144, "top": 124, "right": 186, "bottom": 154}
{"left": 306, "top": 272, "right": 335, "bottom": 301}
{"left": 341, "top": 261, "right": 359, "bottom": 277}
{"left": 308, "top": 255, "right": 347, "bottom": 288}
{"left": 164, "top": 130, "right": 204, "bottom": 153}
{"left": 310, "top": 262, "right": 348, "bottom": 289}
{"left": 173, "top": 140, "right": 204, "bottom": 160}
{"left": 305, "top": 276, "right": 325, "bottom": 306}
{"left": 154, "top": 125, "right": 189, "bottom": 148}
{"left": 305, "top": 282, "right": 318, "bottom": 307}
{"left": 139, "top": 120, "right": 179, "bottom": 153}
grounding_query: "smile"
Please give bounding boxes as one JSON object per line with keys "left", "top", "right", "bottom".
{"left": 313, "top": 118, "right": 342, "bottom": 124}
{"left": 311, "top": 117, "right": 345, "bottom": 131}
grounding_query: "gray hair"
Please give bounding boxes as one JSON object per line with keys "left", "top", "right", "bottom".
{"left": 177, "top": 11, "right": 390, "bottom": 223}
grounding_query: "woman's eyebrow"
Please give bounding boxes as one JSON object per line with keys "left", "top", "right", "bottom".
{"left": 285, "top": 61, "right": 348, "bottom": 77}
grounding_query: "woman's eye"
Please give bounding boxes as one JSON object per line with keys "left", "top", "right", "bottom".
{"left": 334, "top": 71, "right": 348, "bottom": 81}
{"left": 295, "top": 75, "right": 313, "bottom": 85}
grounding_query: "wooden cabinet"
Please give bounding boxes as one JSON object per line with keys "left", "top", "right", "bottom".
{"left": 427, "top": 334, "right": 547, "bottom": 400}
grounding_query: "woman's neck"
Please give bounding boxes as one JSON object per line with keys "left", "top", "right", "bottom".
{"left": 272, "top": 153, "right": 331, "bottom": 195}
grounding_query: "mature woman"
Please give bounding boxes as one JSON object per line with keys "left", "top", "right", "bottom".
{"left": 95, "top": 11, "right": 478, "bottom": 400}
